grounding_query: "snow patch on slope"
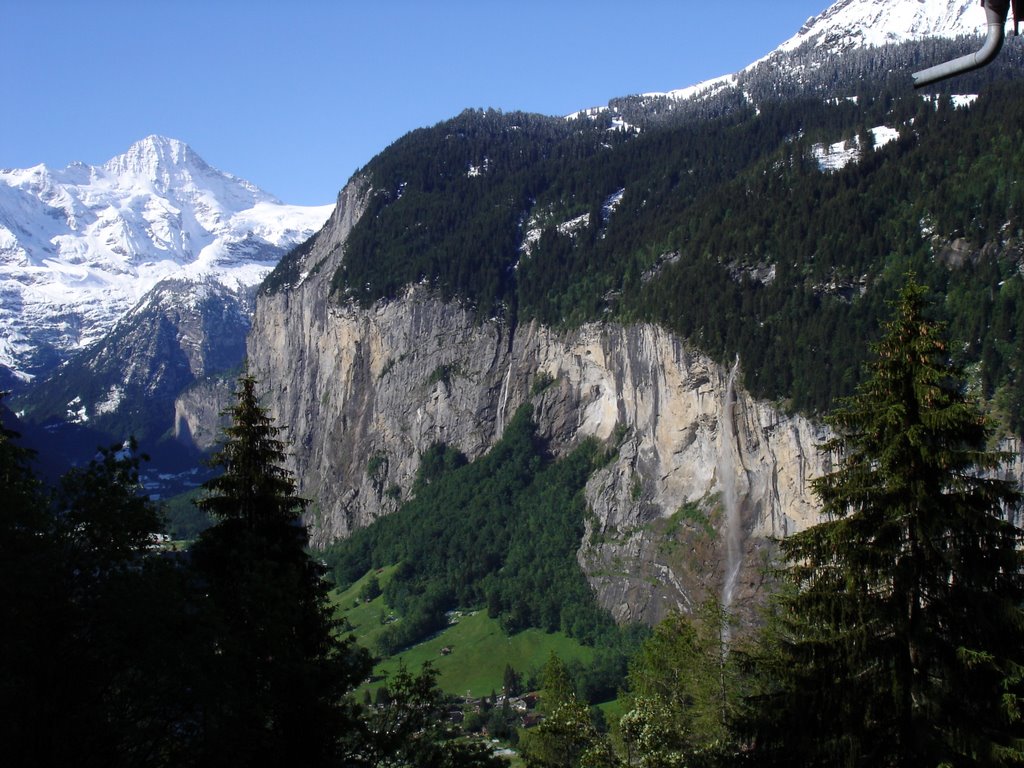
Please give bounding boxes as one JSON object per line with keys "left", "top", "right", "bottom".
{"left": 812, "top": 124, "right": 902, "bottom": 171}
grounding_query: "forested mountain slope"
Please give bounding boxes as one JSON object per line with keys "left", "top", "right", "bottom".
{"left": 249, "top": 24, "right": 1024, "bottom": 621}
{"left": 268, "top": 56, "right": 1024, "bottom": 433}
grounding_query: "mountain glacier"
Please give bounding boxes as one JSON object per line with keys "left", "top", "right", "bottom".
{"left": 0, "top": 135, "right": 333, "bottom": 383}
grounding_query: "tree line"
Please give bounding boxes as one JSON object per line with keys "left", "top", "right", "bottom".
{"left": 0, "top": 374, "right": 502, "bottom": 768}
{"left": 506, "top": 277, "right": 1024, "bottom": 767}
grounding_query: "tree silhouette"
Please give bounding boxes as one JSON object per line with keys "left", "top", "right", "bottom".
{"left": 191, "top": 371, "right": 369, "bottom": 767}
{"left": 196, "top": 371, "right": 306, "bottom": 528}
{"left": 746, "top": 277, "right": 1024, "bottom": 767}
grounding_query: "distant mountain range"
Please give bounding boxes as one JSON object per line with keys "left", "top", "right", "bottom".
{"left": 0, "top": 0, "right": 999, "bottom": 393}
{"left": 0, "top": 135, "right": 332, "bottom": 386}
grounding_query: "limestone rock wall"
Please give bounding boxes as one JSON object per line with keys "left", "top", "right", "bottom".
{"left": 245, "top": 176, "right": 835, "bottom": 622}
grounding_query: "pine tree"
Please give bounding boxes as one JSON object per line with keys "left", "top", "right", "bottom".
{"left": 519, "top": 653, "right": 616, "bottom": 768}
{"left": 0, "top": 404, "right": 58, "bottom": 767}
{"left": 190, "top": 372, "right": 369, "bottom": 767}
{"left": 745, "top": 277, "right": 1024, "bottom": 767}
{"left": 359, "top": 662, "right": 504, "bottom": 767}
{"left": 2, "top": 423, "right": 198, "bottom": 767}
{"left": 196, "top": 371, "right": 306, "bottom": 528}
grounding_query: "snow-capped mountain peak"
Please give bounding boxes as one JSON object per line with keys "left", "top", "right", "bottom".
{"left": 101, "top": 135, "right": 275, "bottom": 205}
{"left": 103, "top": 135, "right": 201, "bottom": 179}
{"left": 619, "top": 0, "right": 1002, "bottom": 115}
{"left": 777, "top": 0, "right": 998, "bottom": 56}
{"left": 0, "top": 137, "right": 333, "bottom": 382}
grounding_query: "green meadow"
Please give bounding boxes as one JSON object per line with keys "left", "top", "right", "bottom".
{"left": 331, "top": 566, "right": 597, "bottom": 699}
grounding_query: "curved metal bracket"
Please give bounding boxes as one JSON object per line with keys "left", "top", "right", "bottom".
{"left": 912, "top": 0, "right": 1011, "bottom": 88}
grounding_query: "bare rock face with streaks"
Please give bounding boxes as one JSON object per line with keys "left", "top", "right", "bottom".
{"left": 246, "top": 177, "right": 839, "bottom": 624}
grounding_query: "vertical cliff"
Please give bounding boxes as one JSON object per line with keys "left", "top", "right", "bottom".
{"left": 242, "top": 179, "right": 848, "bottom": 623}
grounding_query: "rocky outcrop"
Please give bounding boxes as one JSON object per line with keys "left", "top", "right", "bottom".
{"left": 246, "top": 178, "right": 841, "bottom": 624}
{"left": 174, "top": 375, "right": 237, "bottom": 452}
{"left": 246, "top": 178, "right": 1024, "bottom": 626}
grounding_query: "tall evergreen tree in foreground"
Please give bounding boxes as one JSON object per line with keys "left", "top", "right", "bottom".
{"left": 745, "top": 278, "right": 1024, "bottom": 767}
{"left": 196, "top": 371, "right": 307, "bottom": 528}
{"left": 191, "top": 372, "right": 369, "bottom": 767}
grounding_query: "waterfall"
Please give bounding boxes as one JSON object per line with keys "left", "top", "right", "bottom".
{"left": 495, "top": 358, "right": 514, "bottom": 437}
{"left": 720, "top": 357, "right": 743, "bottom": 616}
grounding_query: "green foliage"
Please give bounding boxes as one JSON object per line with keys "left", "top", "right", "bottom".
{"left": 332, "top": 108, "right": 624, "bottom": 320}
{"left": 503, "top": 663, "right": 524, "bottom": 697}
{"left": 367, "top": 451, "right": 388, "bottom": 480}
{"left": 359, "top": 573, "right": 383, "bottom": 602}
{"left": 197, "top": 372, "right": 308, "bottom": 527}
{"left": 161, "top": 486, "right": 213, "bottom": 540}
{"left": 0, "top": 422, "right": 203, "bottom": 767}
{"left": 531, "top": 371, "right": 556, "bottom": 396}
{"left": 189, "top": 372, "right": 372, "bottom": 766}
{"left": 356, "top": 662, "right": 504, "bottom": 767}
{"left": 427, "top": 363, "right": 464, "bottom": 389}
{"left": 324, "top": 405, "right": 619, "bottom": 652}
{"left": 620, "top": 600, "right": 743, "bottom": 767}
{"left": 743, "top": 277, "right": 1024, "bottom": 767}
{"left": 54, "top": 438, "right": 164, "bottom": 566}
{"left": 665, "top": 501, "right": 714, "bottom": 540}
{"left": 413, "top": 441, "right": 468, "bottom": 491}
{"left": 520, "top": 654, "right": 618, "bottom": 768}
{"left": 349, "top": 606, "right": 598, "bottom": 701}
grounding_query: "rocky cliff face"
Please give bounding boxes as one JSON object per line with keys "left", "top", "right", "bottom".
{"left": 174, "top": 375, "right": 238, "bottom": 452}
{"left": 246, "top": 178, "right": 849, "bottom": 623}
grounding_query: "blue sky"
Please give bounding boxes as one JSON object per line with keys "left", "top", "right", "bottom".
{"left": 2, "top": 0, "right": 828, "bottom": 205}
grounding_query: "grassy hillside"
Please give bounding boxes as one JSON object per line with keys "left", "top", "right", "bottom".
{"left": 331, "top": 567, "right": 596, "bottom": 699}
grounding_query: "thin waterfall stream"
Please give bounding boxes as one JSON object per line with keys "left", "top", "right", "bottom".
{"left": 495, "top": 358, "right": 514, "bottom": 437}
{"left": 720, "top": 358, "right": 743, "bottom": 619}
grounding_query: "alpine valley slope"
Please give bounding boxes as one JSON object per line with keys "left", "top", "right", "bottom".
{"left": 248, "top": 181, "right": 830, "bottom": 624}
{"left": 236, "top": 0, "right": 1023, "bottom": 623}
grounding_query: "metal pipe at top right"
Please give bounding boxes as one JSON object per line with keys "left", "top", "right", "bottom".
{"left": 912, "top": 0, "right": 1010, "bottom": 88}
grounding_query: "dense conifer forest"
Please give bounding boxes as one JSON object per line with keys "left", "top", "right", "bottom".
{"left": 269, "top": 67, "right": 1024, "bottom": 435}
{"left": 4, "top": 279, "right": 1022, "bottom": 766}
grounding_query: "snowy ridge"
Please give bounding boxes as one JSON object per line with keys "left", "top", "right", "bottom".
{"left": 0, "top": 136, "right": 333, "bottom": 379}
{"left": 775, "top": 0, "right": 991, "bottom": 56}
{"left": 609, "top": 1, "right": 997, "bottom": 108}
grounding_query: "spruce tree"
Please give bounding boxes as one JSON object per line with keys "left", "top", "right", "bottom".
{"left": 191, "top": 372, "right": 368, "bottom": 767}
{"left": 2, "top": 424, "right": 197, "bottom": 767}
{"left": 745, "top": 278, "right": 1024, "bottom": 767}
{"left": 519, "top": 653, "right": 617, "bottom": 768}
{"left": 196, "top": 371, "right": 306, "bottom": 528}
